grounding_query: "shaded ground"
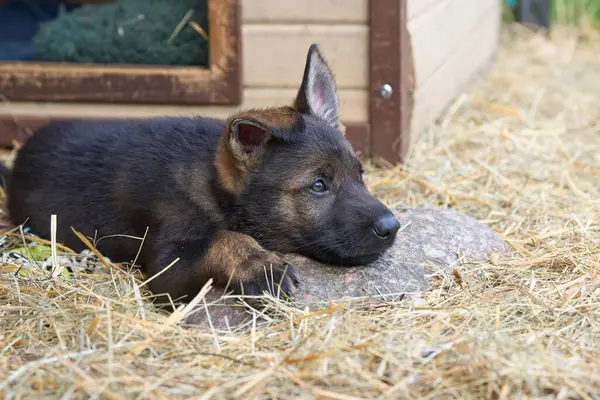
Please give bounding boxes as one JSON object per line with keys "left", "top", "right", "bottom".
{"left": 1, "top": 25, "right": 599, "bottom": 399}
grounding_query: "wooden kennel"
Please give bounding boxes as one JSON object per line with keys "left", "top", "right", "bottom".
{"left": 0, "top": 0, "right": 501, "bottom": 164}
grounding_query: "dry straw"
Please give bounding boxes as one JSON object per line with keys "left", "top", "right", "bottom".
{"left": 1, "top": 24, "right": 599, "bottom": 399}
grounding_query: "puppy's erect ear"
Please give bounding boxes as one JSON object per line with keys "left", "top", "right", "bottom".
{"left": 293, "top": 44, "right": 340, "bottom": 129}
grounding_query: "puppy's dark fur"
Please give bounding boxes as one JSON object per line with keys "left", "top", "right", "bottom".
{"left": 1, "top": 45, "right": 401, "bottom": 305}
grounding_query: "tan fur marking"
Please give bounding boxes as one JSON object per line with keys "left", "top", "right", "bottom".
{"left": 215, "top": 139, "right": 244, "bottom": 195}
{"left": 202, "top": 231, "right": 291, "bottom": 288}
{"left": 235, "top": 107, "right": 301, "bottom": 131}
{"left": 276, "top": 195, "right": 298, "bottom": 226}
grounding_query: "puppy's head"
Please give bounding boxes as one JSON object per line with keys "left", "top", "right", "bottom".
{"left": 215, "top": 44, "right": 400, "bottom": 265}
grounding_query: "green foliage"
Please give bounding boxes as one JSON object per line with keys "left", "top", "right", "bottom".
{"left": 502, "top": 0, "right": 600, "bottom": 27}
{"left": 502, "top": 1, "right": 517, "bottom": 23}
{"left": 10, "top": 245, "right": 73, "bottom": 278}
{"left": 11, "top": 245, "right": 52, "bottom": 262}
{"left": 33, "top": 0, "right": 209, "bottom": 66}
{"left": 551, "top": 0, "right": 600, "bottom": 25}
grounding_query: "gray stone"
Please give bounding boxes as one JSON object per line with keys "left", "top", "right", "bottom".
{"left": 184, "top": 208, "right": 508, "bottom": 330}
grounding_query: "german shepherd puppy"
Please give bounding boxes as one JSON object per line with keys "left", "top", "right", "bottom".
{"left": 1, "top": 44, "right": 401, "bottom": 304}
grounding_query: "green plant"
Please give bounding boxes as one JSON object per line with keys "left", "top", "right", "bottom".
{"left": 550, "top": 0, "right": 600, "bottom": 25}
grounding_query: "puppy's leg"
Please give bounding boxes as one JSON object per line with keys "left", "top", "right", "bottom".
{"left": 147, "top": 230, "right": 299, "bottom": 304}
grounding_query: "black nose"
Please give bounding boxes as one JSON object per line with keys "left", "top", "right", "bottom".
{"left": 372, "top": 213, "right": 401, "bottom": 239}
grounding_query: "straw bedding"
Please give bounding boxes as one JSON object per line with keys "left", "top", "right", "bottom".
{"left": 1, "top": 25, "right": 599, "bottom": 399}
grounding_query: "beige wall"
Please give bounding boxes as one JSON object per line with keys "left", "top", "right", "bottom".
{"left": 407, "top": 0, "right": 501, "bottom": 139}
{"left": 239, "top": 0, "right": 370, "bottom": 123}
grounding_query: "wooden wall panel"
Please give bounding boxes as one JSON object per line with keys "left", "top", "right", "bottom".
{"left": 0, "top": 88, "right": 368, "bottom": 122}
{"left": 242, "top": 25, "right": 369, "bottom": 89}
{"left": 409, "top": 3, "right": 500, "bottom": 141}
{"left": 407, "top": 0, "right": 446, "bottom": 19}
{"left": 242, "top": 0, "right": 368, "bottom": 23}
{"left": 408, "top": 0, "right": 497, "bottom": 88}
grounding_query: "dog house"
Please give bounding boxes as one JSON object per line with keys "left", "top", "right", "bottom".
{"left": 0, "top": 0, "right": 501, "bottom": 164}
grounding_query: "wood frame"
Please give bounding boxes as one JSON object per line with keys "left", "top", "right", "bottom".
{"left": 368, "top": 0, "right": 413, "bottom": 164}
{"left": 0, "top": 0, "right": 242, "bottom": 105}
{"left": 0, "top": 0, "right": 413, "bottom": 165}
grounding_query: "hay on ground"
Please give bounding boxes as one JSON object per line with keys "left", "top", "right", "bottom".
{"left": 1, "top": 25, "right": 599, "bottom": 399}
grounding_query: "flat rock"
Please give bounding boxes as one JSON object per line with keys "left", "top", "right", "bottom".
{"left": 184, "top": 208, "right": 508, "bottom": 330}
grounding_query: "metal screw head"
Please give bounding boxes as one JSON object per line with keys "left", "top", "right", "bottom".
{"left": 379, "top": 83, "right": 393, "bottom": 99}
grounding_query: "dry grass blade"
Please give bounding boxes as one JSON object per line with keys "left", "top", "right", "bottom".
{"left": 4, "top": 231, "right": 76, "bottom": 254}
{"left": 49, "top": 215, "right": 61, "bottom": 279}
{"left": 165, "top": 278, "right": 213, "bottom": 326}
{"left": 70, "top": 228, "right": 114, "bottom": 268}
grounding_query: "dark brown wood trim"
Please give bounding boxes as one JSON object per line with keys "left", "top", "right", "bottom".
{"left": 211, "top": 0, "right": 243, "bottom": 106}
{"left": 0, "top": 114, "right": 370, "bottom": 154}
{"left": 344, "top": 123, "right": 370, "bottom": 155}
{"left": 0, "top": 117, "right": 47, "bottom": 147}
{"left": 368, "top": 0, "right": 413, "bottom": 164}
{"left": 0, "top": 0, "right": 242, "bottom": 106}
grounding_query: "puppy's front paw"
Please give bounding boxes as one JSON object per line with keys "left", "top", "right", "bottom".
{"left": 232, "top": 250, "right": 299, "bottom": 300}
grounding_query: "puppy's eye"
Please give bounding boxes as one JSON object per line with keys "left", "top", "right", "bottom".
{"left": 310, "top": 178, "right": 328, "bottom": 194}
